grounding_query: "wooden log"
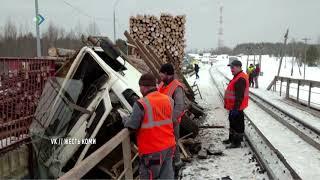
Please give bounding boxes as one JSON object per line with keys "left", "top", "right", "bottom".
{"left": 136, "top": 39, "right": 161, "bottom": 70}
{"left": 48, "top": 47, "right": 76, "bottom": 57}
{"left": 124, "top": 31, "right": 160, "bottom": 79}
{"left": 146, "top": 45, "right": 163, "bottom": 66}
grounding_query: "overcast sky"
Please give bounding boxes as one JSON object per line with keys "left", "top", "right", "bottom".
{"left": 1, "top": 0, "right": 319, "bottom": 49}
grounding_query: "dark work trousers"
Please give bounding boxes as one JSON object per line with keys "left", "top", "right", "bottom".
{"left": 195, "top": 71, "right": 199, "bottom": 79}
{"left": 228, "top": 110, "right": 245, "bottom": 145}
{"left": 173, "top": 123, "right": 181, "bottom": 166}
{"left": 249, "top": 74, "right": 254, "bottom": 87}
{"left": 139, "top": 146, "right": 175, "bottom": 179}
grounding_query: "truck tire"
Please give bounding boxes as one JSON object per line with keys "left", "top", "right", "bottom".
{"left": 180, "top": 113, "right": 199, "bottom": 138}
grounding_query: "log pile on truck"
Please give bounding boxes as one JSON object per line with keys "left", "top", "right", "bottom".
{"left": 129, "top": 14, "right": 186, "bottom": 71}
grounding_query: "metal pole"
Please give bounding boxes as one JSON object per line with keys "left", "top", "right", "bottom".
{"left": 113, "top": 10, "right": 116, "bottom": 42}
{"left": 113, "top": 0, "right": 120, "bottom": 42}
{"left": 302, "top": 38, "right": 310, "bottom": 80}
{"left": 35, "top": 0, "right": 41, "bottom": 57}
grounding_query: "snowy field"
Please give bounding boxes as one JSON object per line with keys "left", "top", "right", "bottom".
{"left": 216, "top": 55, "right": 320, "bottom": 109}
{"left": 181, "top": 65, "right": 268, "bottom": 180}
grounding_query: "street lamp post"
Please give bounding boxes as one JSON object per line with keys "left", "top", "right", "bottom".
{"left": 113, "top": 0, "right": 121, "bottom": 42}
{"left": 302, "top": 38, "right": 310, "bottom": 80}
{"left": 34, "top": 0, "right": 41, "bottom": 57}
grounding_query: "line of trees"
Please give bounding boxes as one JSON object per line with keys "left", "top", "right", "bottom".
{"left": 0, "top": 19, "right": 101, "bottom": 57}
{"left": 188, "top": 41, "right": 320, "bottom": 66}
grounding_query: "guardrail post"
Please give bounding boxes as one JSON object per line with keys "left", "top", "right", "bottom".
{"left": 308, "top": 82, "right": 312, "bottom": 107}
{"left": 297, "top": 80, "right": 300, "bottom": 102}
{"left": 286, "top": 79, "right": 290, "bottom": 99}
{"left": 279, "top": 78, "right": 283, "bottom": 96}
{"left": 122, "top": 135, "right": 133, "bottom": 179}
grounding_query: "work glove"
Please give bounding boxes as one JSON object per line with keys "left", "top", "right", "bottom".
{"left": 230, "top": 109, "right": 240, "bottom": 118}
{"left": 117, "top": 108, "right": 130, "bottom": 125}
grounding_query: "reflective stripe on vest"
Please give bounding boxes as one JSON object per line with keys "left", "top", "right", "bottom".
{"left": 141, "top": 97, "right": 173, "bottom": 129}
{"left": 158, "top": 79, "right": 182, "bottom": 98}
{"left": 136, "top": 91, "right": 176, "bottom": 155}
{"left": 158, "top": 79, "right": 185, "bottom": 123}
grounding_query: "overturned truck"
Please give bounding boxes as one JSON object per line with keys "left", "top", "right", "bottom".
{"left": 30, "top": 37, "right": 204, "bottom": 178}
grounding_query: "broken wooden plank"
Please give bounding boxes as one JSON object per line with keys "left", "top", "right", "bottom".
{"left": 197, "top": 148, "right": 208, "bottom": 159}
{"left": 124, "top": 31, "right": 160, "bottom": 79}
{"left": 178, "top": 141, "right": 191, "bottom": 159}
{"left": 199, "top": 125, "right": 225, "bottom": 129}
{"left": 58, "top": 129, "right": 130, "bottom": 180}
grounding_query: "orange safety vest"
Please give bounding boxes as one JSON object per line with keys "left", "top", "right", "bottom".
{"left": 224, "top": 72, "right": 249, "bottom": 110}
{"left": 137, "top": 91, "right": 176, "bottom": 155}
{"left": 158, "top": 79, "right": 185, "bottom": 123}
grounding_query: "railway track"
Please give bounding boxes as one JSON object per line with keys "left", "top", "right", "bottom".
{"left": 209, "top": 67, "right": 320, "bottom": 180}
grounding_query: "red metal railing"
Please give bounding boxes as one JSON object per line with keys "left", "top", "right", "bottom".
{"left": 0, "top": 57, "right": 55, "bottom": 152}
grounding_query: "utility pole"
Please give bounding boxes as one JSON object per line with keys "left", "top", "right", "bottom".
{"left": 113, "top": 0, "right": 120, "bottom": 42}
{"left": 302, "top": 38, "right": 310, "bottom": 79}
{"left": 246, "top": 47, "right": 250, "bottom": 71}
{"left": 277, "top": 29, "right": 289, "bottom": 76}
{"left": 259, "top": 43, "right": 262, "bottom": 73}
{"left": 291, "top": 39, "right": 295, "bottom": 76}
{"left": 217, "top": 3, "right": 224, "bottom": 50}
{"left": 34, "top": 0, "right": 41, "bottom": 57}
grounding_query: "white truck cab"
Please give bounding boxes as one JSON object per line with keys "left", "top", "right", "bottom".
{"left": 30, "top": 44, "right": 143, "bottom": 178}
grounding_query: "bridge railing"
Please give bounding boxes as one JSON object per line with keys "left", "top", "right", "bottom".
{"left": 0, "top": 57, "right": 56, "bottom": 153}
{"left": 269, "top": 76, "right": 320, "bottom": 109}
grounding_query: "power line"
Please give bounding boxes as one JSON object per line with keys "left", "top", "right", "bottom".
{"left": 60, "top": 0, "right": 111, "bottom": 21}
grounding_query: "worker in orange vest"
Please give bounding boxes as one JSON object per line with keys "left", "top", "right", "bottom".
{"left": 223, "top": 60, "right": 249, "bottom": 148}
{"left": 158, "top": 63, "right": 185, "bottom": 171}
{"left": 123, "top": 73, "right": 176, "bottom": 179}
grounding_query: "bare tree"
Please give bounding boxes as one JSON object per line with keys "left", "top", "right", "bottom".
{"left": 75, "top": 21, "right": 84, "bottom": 38}
{"left": 4, "top": 19, "right": 17, "bottom": 40}
{"left": 86, "top": 20, "right": 100, "bottom": 36}
{"left": 43, "top": 22, "right": 59, "bottom": 45}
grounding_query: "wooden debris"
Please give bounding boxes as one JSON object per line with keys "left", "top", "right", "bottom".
{"left": 199, "top": 125, "right": 225, "bottom": 129}
{"left": 197, "top": 148, "right": 208, "bottom": 159}
{"left": 178, "top": 141, "right": 192, "bottom": 162}
{"left": 48, "top": 47, "right": 76, "bottom": 57}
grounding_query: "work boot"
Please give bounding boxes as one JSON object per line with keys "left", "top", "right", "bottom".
{"left": 226, "top": 133, "right": 243, "bottom": 148}
{"left": 226, "top": 142, "right": 241, "bottom": 149}
{"left": 222, "top": 134, "right": 233, "bottom": 144}
{"left": 222, "top": 139, "right": 231, "bottom": 144}
{"left": 174, "top": 160, "right": 185, "bottom": 170}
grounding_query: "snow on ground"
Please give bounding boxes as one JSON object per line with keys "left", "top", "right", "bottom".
{"left": 181, "top": 65, "right": 268, "bottom": 180}
{"left": 242, "top": 95, "right": 320, "bottom": 180}
{"left": 216, "top": 55, "right": 320, "bottom": 109}
{"left": 210, "top": 60, "right": 320, "bottom": 179}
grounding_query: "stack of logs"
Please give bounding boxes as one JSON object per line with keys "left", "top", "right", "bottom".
{"left": 129, "top": 14, "right": 186, "bottom": 71}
